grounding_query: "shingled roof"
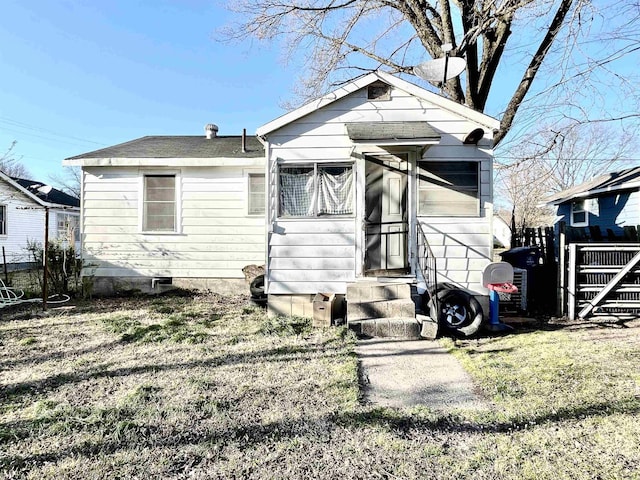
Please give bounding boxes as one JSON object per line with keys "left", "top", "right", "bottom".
{"left": 11, "top": 177, "right": 80, "bottom": 208}
{"left": 545, "top": 166, "right": 640, "bottom": 205}
{"left": 66, "top": 135, "right": 264, "bottom": 160}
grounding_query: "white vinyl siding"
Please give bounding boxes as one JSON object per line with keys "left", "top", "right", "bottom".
{"left": 143, "top": 175, "right": 176, "bottom": 232}
{"left": 265, "top": 82, "right": 494, "bottom": 295}
{"left": 418, "top": 219, "right": 492, "bottom": 292}
{"left": 248, "top": 173, "right": 265, "bottom": 215}
{"left": 418, "top": 161, "right": 479, "bottom": 216}
{"left": 82, "top": 166, "right": 265, "bottom": 279}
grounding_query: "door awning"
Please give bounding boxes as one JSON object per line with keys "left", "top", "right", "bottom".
{"left": 346, "top": 122, "right": 440, "bottom": 146}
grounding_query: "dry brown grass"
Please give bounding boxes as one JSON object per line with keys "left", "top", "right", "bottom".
{"left": 1, "top": 293, "right": 639, "bottom": 479}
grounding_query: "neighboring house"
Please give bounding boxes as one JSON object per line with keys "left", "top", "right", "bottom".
{"left": 546, "top": 166, "right": 640, "bottom": 238}
{"left": 63, "top": 127, "right": 265, "bottom": 294}
{"left": 0, "top": 171, "right": 80, "bottom": 268}
{"left": 257, "top": 72, "right": 499, "bottom": 314}
{"left": 493, "top": 216, "right": 512, "bottom": 249}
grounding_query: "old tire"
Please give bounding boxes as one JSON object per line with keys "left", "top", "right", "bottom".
{"left": 250, "top": 274, "right": 265, "bottom": 298}
{"left": 434, "top": 288, "right": 483, "bottom": 338}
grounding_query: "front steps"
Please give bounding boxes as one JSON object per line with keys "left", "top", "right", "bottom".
{"left": 346, "top": 280, "right": 437, "bottom": 339}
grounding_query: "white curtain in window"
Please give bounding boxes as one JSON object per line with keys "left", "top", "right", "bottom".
{"left": 318, "top": 167, "right": 353, "bottom": 215}
{"left": 280, "top": 170, "right": 314, "bottom": 216}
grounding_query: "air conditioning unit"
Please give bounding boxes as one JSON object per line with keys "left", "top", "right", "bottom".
{"left": 498, "top": 268, "right": 527, "bottom": 312}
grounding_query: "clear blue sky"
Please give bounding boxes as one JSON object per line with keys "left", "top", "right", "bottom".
{"left": 0, "top": 0, "right": 296, "bottom": 183}
{"left": 1, "top": 0, "right": 637, "bottom": 186}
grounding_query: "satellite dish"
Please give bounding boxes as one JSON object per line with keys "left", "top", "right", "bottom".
{"left": 37, "top": 185, "right": 53, "bottom": 195}
{"left": 413, "top": 57, "right": 466, "bottom": 83}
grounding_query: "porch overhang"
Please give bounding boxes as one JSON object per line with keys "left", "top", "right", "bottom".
{"left": 346, "top": 122, "right": 441, "bottom": 147}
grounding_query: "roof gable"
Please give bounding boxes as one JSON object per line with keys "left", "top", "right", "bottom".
{"left": 545, "top": 166, "right": 640, "bottom": 205}
{"left": 0, "top": 171, "right": 80, "bottom": 209}
{"left": 257, "top": 71, "right": 500, "bottom": 137}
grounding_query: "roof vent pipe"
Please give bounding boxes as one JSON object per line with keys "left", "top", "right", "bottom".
{"left": 205, "top": 124, "right": 219, "bottom": 139}
{"left": 242, "top": 128, "right": 247, "bottom": 153}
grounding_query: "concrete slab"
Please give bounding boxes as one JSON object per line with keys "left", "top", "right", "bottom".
{"left": 356, "top": 338, "right": 488, "bottom": 410}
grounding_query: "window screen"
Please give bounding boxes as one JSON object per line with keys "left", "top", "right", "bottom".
{"left": 418, "top": 161, "right": 479, "bottom": 216}
{"left": 143, "top": 175, "right": 176, "bottom": 231}
{"left": 279, "top": 164, "right": 353, "bottom": 217}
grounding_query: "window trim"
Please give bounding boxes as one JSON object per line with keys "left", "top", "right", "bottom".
{"left": 277, "top": 161, "right": 355, "bottom": 219}
{"left": 0, "top": 204, "right": 6, "bottom": 236}
{"left": 417, "top": 160, "right": 481, "bottom": 217}
{"left": 246, "top": 171, "right": 266, "bottom": 217}
{"left": 570, "top": 199, "right": 588, "bottom": 227}
{"left": 139, "top": 171, "right": 182, "bottom": 234}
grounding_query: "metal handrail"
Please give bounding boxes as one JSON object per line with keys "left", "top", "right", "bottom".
{"left": 416, "top": 222, "right": 439, "bottom": 317}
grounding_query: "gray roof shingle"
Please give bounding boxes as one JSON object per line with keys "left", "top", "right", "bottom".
{"left": 66, "top": 135, "right": 264, "bottom": 160}
{"left": 545, "top": 166, "right": 640, "bottom": 205}
{"left": 12, "top": 178, "right": 80, "bottom": 207}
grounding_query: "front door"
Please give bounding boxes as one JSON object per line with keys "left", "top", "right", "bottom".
{"left": 364, "top": 154, "right": 409, "bottom": 275}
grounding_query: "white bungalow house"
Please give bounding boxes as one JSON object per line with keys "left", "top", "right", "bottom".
{"left": 257, "top": 72, "right": 499, "bottom": 331}
{"left": 63, "top": 128, "right": 265, "bottom": 294}
{"left": 65, "top": 72, "right": 499, "bottom": 336}
{"left": 0, "top": 171, "right": 80, "bottom": 268}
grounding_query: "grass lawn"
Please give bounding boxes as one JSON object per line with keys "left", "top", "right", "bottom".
{"left": 1, "top": 292, "right": 639, "bottom": 479}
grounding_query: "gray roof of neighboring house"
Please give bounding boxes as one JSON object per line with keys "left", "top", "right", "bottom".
{"left": 345, "top": 122, "right": 440, "bottom": 141}
{"left": 545, "top": 166, "right": 640, "bottom": 205}
{"left": 12, "top": 178, "right": 80, "bottom": 207}
{"left": 66, "top": 135, "right": 264, "bottom": 160}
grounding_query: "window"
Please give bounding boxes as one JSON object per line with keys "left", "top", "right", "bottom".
{"left": 0, "top": 205, "right": 6, "bottom": 235}
{"left": 57, "top": 213, "right": 80, "bottom": 242}
{"left": 571, "top": 199, "right": 588, "bottom": 226}
{"left": 279, "top": 163, "right": 354, "bottom": 217}
{"left": 418, "top": 161, "right": 479, "bottom": 216}
{"left": 248, "top": 173, "right": 265, "bottom": 215}
{"left": 143, "top": 175, "right": 176, "bottom": 231}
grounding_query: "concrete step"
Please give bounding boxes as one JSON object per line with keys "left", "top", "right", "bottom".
{"left": 346, "top": 281, "right": 412, "bottom": 302}
{"left": 347, "top": 298, "right": 416, "bottom": 322}
{"left": 349, "top": 317, "right": 421, "bottom": 339}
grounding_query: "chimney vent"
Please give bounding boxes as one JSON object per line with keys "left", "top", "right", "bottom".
{"left": 205, "top": 124, "right": 219, "bottom": 139}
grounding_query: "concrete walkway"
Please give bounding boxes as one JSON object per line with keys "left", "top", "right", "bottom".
{"left": 356, "top": 338, "right": 487, "bottom": 410}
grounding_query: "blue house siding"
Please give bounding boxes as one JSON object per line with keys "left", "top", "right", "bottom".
{"left": 555, "top": 189, "right": 640, "bottom": 236}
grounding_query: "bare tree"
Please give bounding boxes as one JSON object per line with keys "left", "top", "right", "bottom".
{"left": 221, "top": 0, "right": 639, "bottom": 144}
{"left": 49, "top": 166, "right": 81, "bottom": 199}
{"left": 495, "top": 122, "right": 635, "bottom": 228}
{"left": 0, "top": 141, "right": 31, "bottom": 179}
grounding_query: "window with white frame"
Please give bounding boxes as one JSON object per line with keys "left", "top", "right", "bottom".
{"left": 0, "top": 205, "right": 6, "bottom": 235}
{"left": 279, "top": 163, "right": 354, "bottom": 217}
{"left": 417, "top": 161, "right": 480, "bottom": 216}
{"left": 571, "top": 199, "right": 588, "bottom": 226}
{"left": 143, "top": 175, "right": 176, "bottom": 232}
{"left": 57, "top": 213, "right": 79, "bottom": 242}
{"left": 248, "top": 173, "right": 265, "bottom": 215}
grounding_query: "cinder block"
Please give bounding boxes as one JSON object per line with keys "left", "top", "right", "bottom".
{"left": 268, "top": 295, "right": 292, "bottom": 317}
{"left": 388, "top": 319, "right": 407, "bottom": 337}
{"left": 406, "top": 321, "right": 422, "bottom": 339}
{"left": 375, "top": 319, "right": 391, "bottom": 337}
{"left": 361, "top": 320, "right": 377, "bottom": 338}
